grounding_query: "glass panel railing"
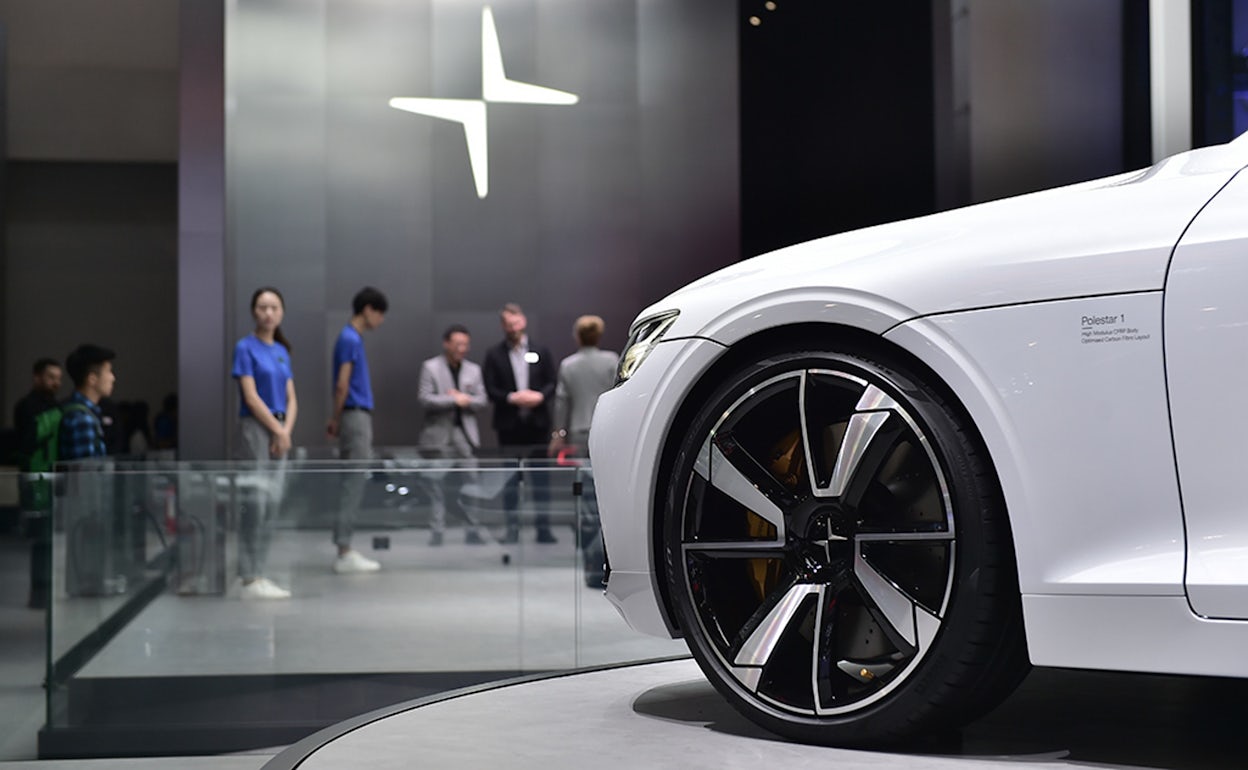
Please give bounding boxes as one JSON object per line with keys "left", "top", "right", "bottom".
{"left": 37, "top": 456, "right": 683, "bottom": 758}
{"left": 0, "top": 467, "right": 49, "bottom": 764}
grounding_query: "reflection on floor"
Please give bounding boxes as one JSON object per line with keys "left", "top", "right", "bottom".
{"left": 278, "top": 658, "right": 1248, "bottom": 770}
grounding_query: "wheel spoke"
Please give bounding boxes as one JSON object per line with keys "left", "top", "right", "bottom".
{"left": 733, "top": 583, "right": 821, "bottom": 667}
{"left": 799, "top": 371, "right": 823, "bottom": 496}
{"left": 853, "top": 547, "right": 918, "bottom": 648}
{"left": 856, "top": 531, "right": 953, "bottom": 542}
{"left": 696, "top": 438, "right": 787, "bottom": 536}
{"left": 683, "top": 541, "right": 787, "bottom": 558}
{"left": 915, "top": 604, "right": 940, "bottom": 650}
{"left": 855, "top": 384, "right": 899, "bottom": 412}
{"left": 730, "top": 665, "right": 764, "bottom": 692}
{"left": 827, "top": 412, "right": 891, "bottom": 499}
{"left": 813, "top": 585, "right": 839, "bottom": 705}
{"left": 799, "top": 370, "right": 858, "bottom": 498}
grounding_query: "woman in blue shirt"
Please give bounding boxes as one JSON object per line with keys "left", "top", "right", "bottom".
{"left": 231, "top": 287, "right": 298, "bottom": 599}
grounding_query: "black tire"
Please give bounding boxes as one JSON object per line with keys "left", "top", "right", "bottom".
{"left": 663, "top": 346, "right": 1028, "bottom": 746}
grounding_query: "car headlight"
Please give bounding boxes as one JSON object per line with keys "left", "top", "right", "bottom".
{"left": 616, "top": 310, "right": 680, "bottom": 384}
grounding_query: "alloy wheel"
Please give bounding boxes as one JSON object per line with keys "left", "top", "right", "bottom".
{"left": 674, "top": 362, "right": 960, "bottom": 718}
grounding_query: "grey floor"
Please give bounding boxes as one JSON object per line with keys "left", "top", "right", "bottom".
{"left": 278, "top": 658, "right": 1248, "bottom": 770}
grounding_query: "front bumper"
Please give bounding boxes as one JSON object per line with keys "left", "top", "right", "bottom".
{"left": 589, "top": 336, "right": 726, "bottom": 638}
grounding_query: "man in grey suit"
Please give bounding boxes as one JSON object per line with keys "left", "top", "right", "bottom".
{"left": 548, "top": 315, "right": 618, "bottom": 586}
{"left": 418, "top": 324, "right": 489, "bottom": 545}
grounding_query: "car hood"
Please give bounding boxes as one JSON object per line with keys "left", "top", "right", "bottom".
{"left": 644, "top": 139, "right": 1248, "bottom": 340}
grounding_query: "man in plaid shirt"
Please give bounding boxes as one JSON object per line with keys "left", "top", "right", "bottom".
{"left": 58, "top": 344, "right": 117, "bottom": 460}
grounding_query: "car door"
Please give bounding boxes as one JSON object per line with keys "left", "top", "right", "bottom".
{"left": 1165, "top": 166, "right": 1248, "bottom": 618}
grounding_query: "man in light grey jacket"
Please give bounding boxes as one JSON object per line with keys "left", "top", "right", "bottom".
{"left": 548, "top": 316, "right": 618, "bottom": 585}
{"left": 549, "top": 316, "right": 618, "bottom": 453}
{"left": 418, "top": 324, "right": 489, "bottom": 545}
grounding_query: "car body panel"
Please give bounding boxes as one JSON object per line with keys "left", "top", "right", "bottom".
{"left": 642, "top": 141, "right": 1246, "bottom": 349}
{"left": 590, "top": 135, "right": 1248, "bottom": 660}
{"left": 884, "top": 294, "right": 1185, "bottom": 598}
{"left": 590, "top": 337, "right": 725, "bottom": 637}
{"left": 1164, "top": 167, "right": 1248, "bottom": 619}
{"left": 1024, "top": 594, "right": 1248, "bottom": 676}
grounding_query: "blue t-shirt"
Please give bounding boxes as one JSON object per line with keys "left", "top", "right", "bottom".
{"left": 232, "top": 335, "right": 292, "bottom": 418}
{"left": 332, "top": 324, "right": 373, "bottom": 410}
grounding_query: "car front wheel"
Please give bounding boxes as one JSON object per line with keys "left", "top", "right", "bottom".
{"left": 664, "top": 346, "right": 1027, "bottom": 746}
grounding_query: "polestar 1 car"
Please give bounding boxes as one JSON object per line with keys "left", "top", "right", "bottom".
{"left": 588, "top": 131, "right": 1248, "bottom": 746}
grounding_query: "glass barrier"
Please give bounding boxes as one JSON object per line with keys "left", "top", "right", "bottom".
{"left": 35, "top": 454, "right": 684, "bottom": 758}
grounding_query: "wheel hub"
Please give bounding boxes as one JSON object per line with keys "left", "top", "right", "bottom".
{"left": 789, "top": 501, "right": 856, "bottom": 572}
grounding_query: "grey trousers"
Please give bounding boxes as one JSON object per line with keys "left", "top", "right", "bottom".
{"left": 334, "top": 409, "right": 373, "bottom": 548}
{"left": 422, "top": 428, "right": 477, "bottom": 535}
{"left": 237, "top": 417, "right": 287, "bottom": 581}
{"left": 566, "top": 435, "right": 601, "bottom": 571}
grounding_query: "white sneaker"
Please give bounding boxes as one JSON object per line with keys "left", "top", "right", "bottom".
{"left": 240, "top": 577, "right": 291, "bottom": 600}
{"left": 334, "top": 550, "right": 381, "bottom": 574}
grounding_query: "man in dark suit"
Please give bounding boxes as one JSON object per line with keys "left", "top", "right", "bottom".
{"left": 482, "top": 303, "right": 558, "bottom": 543}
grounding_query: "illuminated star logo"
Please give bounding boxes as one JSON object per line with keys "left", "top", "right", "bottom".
{"left": 389, "top": 6, "right": 579, "bottom": 199}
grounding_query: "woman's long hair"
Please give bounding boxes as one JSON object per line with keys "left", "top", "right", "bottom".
{"left": 250, "top": 286, "right": 293, "bottom": 354}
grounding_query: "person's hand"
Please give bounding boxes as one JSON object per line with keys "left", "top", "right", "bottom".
{"left": 450, "top": 389, "right": 473, "bottom": 408}
{"left": 326, "top": 418, "right": 339, "bottom": 439}
{"left": 270, "top": 428, "right": 292, "bottom": 458}
{"left": 510, "top": 389, "right": 543, "bottom": 408}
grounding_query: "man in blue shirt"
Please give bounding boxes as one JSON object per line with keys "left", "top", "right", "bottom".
{"left": 327, "top": 287, "right": 388, "bottom": 574}
{"left": 59, "top": 344, "right": 117, "bottom": 460}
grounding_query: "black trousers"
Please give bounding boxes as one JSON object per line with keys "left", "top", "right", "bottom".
{"left": 497, "top": 429, "right": 553, "bottom": 535}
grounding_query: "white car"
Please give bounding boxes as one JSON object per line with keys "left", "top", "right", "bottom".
{"left": 589, "top": 131, "right": 1248, "bottom": 746}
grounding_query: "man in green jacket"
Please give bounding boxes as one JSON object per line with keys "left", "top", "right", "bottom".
{"left": 12, "top": 357, "right": 63, "bottom": 608}
{"left": 13, "top": 358, "right": 63, "bottom": 505}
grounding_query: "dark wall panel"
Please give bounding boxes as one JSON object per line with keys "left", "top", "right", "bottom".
{"left": 740, "top": 2, "right": 936, "bottom": 258}
{"left": 5, "top": 162, "right": 177, "bottom": 422}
